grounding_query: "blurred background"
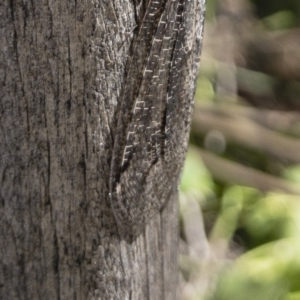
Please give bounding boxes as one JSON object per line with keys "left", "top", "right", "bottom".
{"left": 179, "top": 0, "right": 300, "bottom": 299}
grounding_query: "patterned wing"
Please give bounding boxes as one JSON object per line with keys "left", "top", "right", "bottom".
{"left": 110, "top": 0, "right": 206, "bottom": 236}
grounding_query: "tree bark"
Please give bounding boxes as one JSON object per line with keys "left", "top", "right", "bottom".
{"left": 0, "top": 1, "right": 205, "bottom": 299}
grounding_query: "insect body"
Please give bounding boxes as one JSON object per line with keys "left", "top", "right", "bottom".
{"left": 110, "top": 0, "right": 205, "bottom": 236}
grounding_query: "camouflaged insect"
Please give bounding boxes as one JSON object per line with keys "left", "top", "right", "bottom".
{"left": 110, "top": 0, "right": 206, "bottom": 236}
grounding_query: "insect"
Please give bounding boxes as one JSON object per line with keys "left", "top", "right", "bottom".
{"left": 110, "top": 0, "right": 205, "bottom": 236}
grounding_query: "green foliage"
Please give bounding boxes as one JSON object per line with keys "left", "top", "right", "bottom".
{"left": 212, "top": 237, "right": 300, "bottom": 300}
{"left": 181, "top": 148, "right": 215, "bottom": 197}
{"left": 195, "top": 77, "right": 215, "bottom": 104}
{"left": 181, "top": 163, "right": 300, "bottom": 299}
{"left": 261, "top": 10, "right": 298, "bottom": 30}
{"left": 179, "top": 1, "right": 300, "bottom": 299}
{"left": 284, "top": 165, "right": 300, "bottom": 184}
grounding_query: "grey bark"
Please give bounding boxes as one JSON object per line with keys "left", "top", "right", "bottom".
{"left": 0, "top": 1, "right": 204, "bottom": 299}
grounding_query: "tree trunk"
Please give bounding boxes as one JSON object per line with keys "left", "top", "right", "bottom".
{"left": 0, "top": 1, "right": 205, "bottom": 299}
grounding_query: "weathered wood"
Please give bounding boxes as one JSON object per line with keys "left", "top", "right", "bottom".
{"left": 0, "top": 1, "right": 205, "bottom": 299}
